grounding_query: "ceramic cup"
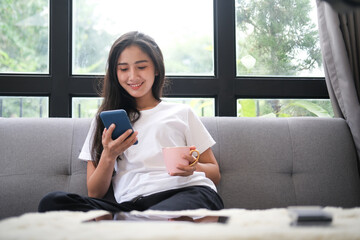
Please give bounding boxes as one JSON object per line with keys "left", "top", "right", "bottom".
{"left": 162, "top": 146, "right": 200, "bottom": 174}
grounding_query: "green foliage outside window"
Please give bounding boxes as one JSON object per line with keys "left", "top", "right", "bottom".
{"left": 163, "top": 35, "right": 214, "bottom": 75}
{"left": 236, "top": 0, "right": 323, "bottom": 76}
{"left": 72, "top": 97, "right": 215, "bottom": 118}
{"left": 162, "top": 98, "right": 215, "bottom": 117}
{"left": 238, "top": 99, "right": 334, "bottom": 118}
{"left": 0, "top": 0, "right": 49, "bottom": 73}
{"left": 72, "top": 0, "right": 114, "bottom": 74}
{"left": 72, "top": 97, "right": 102, "bottom": 118}
{"left": 0, "top": 97, "right": 48, "bottom": 118}
{"left": 72, "top": 0, "right": 214, "bottom": 75}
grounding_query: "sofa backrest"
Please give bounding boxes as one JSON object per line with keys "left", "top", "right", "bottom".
{"left": 0, "top": 118, "right": 89, "bottom": 219}
{"left": 0, "top": 117, "right": 359, "bottom": 219}
{"left": 201, "top": 117, "right": 360, "bottom": 209}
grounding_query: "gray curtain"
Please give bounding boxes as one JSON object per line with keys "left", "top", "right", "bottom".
{"left": 316, "top": 1, "right": 360, "bottom": 164}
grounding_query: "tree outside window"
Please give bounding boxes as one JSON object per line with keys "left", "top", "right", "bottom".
{"left": 235, "top": 0, "right": 323, "bottom": 77}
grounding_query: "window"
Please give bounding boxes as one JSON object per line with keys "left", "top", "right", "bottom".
{"left": 0, "top": 0, "right": 330, "bottom": 118}
{"left": 0, "top": 0, "right": 49, "bottom": 73}
{"left": 72, "top": 0, "right": 214, "bottom": 76}
{"left": 72, "top": 97, "right": 102, "bottom": 118}
{"left": 237, "top": 99, "right": 334, "bottom": 117}
{"left": 0, "top": 97, "right": 49, "bottom": 118}
{"left": 72, "top": 97, "right": 215, "bottom": 118}
{"left": 163, "top": 98, "right": 215, "bottom": 117}
{"left": 235, "top": 0, "right": 323, "bottom": 77}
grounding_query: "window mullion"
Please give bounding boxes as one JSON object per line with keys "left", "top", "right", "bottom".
{"left": 215, "top": 0, "right": 237, "bottom": 116}
{"left": 49, "top": 0, "right": 71, "bottom": 117}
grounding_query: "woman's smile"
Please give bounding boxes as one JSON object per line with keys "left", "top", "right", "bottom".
{"left": 129, "top": 82, "right": 143, "bottom": 90}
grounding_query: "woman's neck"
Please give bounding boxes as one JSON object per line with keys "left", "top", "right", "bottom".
{"left": 136, "top": 98, "right": 160, "bottom": 111}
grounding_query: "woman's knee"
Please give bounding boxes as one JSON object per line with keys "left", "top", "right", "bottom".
{"left": 38, "top": 191, "right": 68, "bottom": 212}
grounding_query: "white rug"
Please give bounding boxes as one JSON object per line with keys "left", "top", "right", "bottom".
{"left": 1, "top": 207, "right": 360, "bottom": 240}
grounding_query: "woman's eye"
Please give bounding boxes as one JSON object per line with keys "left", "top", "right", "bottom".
{"left": 138, "top": 66, "right": 147, "bottom": 70}
{"left": 119, "top": 68, "right": 128, "bottom": 72}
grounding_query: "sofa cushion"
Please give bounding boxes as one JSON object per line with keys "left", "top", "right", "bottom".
{"left": 201, "top": 117, "right": 360, "bottom": 209}
{"left": 0, "top": 118, "right": 89, "bottom": 219}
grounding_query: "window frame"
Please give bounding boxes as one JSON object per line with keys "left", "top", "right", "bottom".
{"left": 0, "top": 0, "right": 328, "bottom": 117}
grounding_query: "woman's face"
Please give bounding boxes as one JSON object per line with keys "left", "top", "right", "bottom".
{"left": 117, "top": 45, "right": 157, "bottom": 102}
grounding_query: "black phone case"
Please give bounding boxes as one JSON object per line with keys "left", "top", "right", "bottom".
{"left": 288, "top": 207, "right": 332, "bottom": 226}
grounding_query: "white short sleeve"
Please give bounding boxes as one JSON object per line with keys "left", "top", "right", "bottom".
{"left": 78, "top": 118, "right": 96, "bottom": 161}
{"left": 185, "top": 107, "right": 216, "bottom": 154}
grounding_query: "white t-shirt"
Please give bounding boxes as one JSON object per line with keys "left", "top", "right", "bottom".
{"left": 79, "top": 101, "right": 217, "bottom": 203}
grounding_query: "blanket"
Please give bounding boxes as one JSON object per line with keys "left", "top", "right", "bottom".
{"left": 1, "top": 207, "right": 360, "bottom": 240}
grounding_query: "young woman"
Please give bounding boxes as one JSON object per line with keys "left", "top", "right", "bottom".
{"left": 38, "top": 31, "right": 223, "bottom": 213}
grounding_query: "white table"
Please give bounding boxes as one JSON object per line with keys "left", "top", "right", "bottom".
{"left": 1, "top": 207, "right": 360, "bottom": 240}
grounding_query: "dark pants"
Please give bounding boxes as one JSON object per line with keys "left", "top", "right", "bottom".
{"left": 38, "top": 186, "right": 224, "bottom": 213}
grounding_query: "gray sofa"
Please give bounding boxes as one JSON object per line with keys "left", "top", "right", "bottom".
{"left": 1, "top": 117, "right": 360, "bottom": 220}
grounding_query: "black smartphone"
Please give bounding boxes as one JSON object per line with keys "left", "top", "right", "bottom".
{"left": 99, "top": 109, "right": 138, "bottom": 144}
{"left": 288, "top": 206, "right": 332, "bottom": 226}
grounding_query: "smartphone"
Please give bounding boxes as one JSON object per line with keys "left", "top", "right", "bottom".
{"left": 288, "top": 206, "right": 332, "bottom": 226}
{"left": 99, "top": 109, "right": 138, "bottom": 145}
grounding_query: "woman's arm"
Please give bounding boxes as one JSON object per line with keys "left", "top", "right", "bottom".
{"left": 194, "top": 147, "right": 221, "bottom": 185}
{"left": 86, "top": 124, "right": 138, "bottom": 198}
{"left": 86, "top": 156, "right": 114, "bottom": 198}
{"left": 171, "top": 147, "right": 221, "bottom": 185}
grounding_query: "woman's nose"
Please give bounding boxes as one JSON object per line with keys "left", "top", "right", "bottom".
{"left": 128, "top": 68, "right": 137, "bottom": 80}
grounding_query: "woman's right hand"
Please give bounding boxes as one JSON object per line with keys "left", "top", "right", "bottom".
{"left": 101, "top": 124, "right": 138, "bottom": 161}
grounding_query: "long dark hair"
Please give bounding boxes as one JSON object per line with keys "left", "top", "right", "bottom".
{"left": 91, "top": 31, "right": 166, "bottom": 167}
